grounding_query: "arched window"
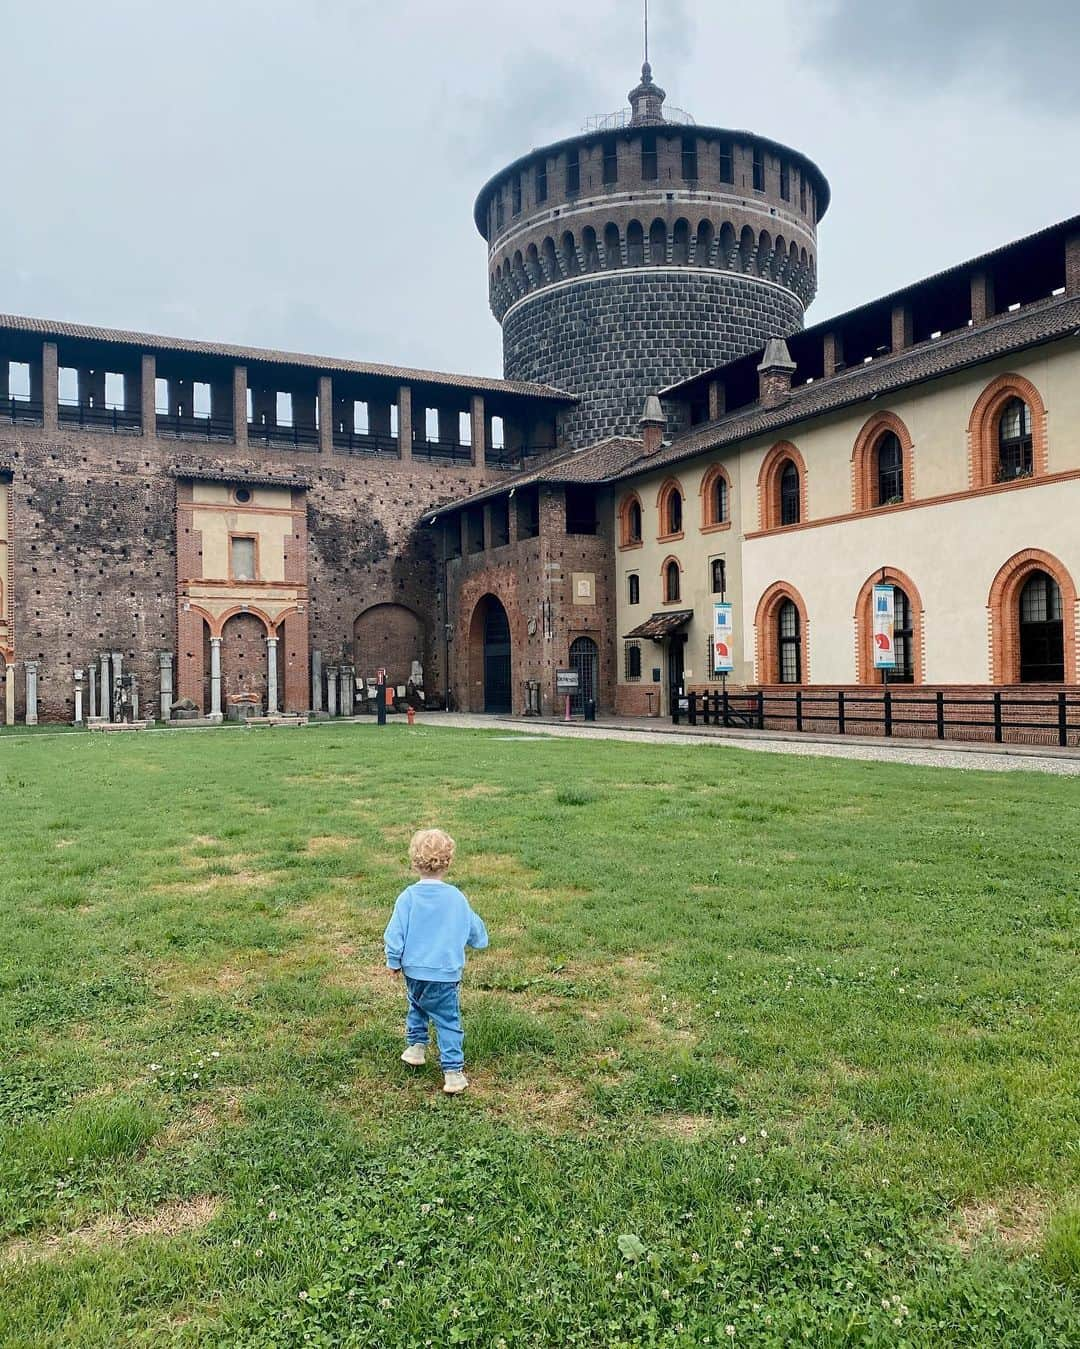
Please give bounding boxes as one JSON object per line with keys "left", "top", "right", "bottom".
{"left": 780, "top": 460, "right": 800, "bottom": 525}
{"left": 628, "top": 573, "right": 640, "bottom": 605}
{"left": 668, "top": 490, "right": 682, "bottom": 535}
{"left": 619, "top": 493, "right": 643, "bottom": 547}
{"left": 649, "top": 218, "right": 668, "bottom": 266}
{"left": 657, "top": 479, "right": 685, "bottom": 540}
{"left": 855, "top": 569, "right": 924, "bottom": 685}
{"left": 1019, "top": 571, "right": 1065, "bottom": 682}
{"left": 665, "top": 560, "right": 681, "bottom": 603}
{"left": 626, "top": 221, "right": 644, "bottom": 267}
{"left": 777, "top": 600, "right": 801, "bottom": 683}
{"left": 968, "top": 374, "right": 1047, "bottom": 488}
{"left": 713, "top": 475, "right": 728, "bottom": 524}
{"left": 998, "top": 398, "right": 1033, "bottom": 480}
{"left": 876, "top": 432, "right": 904, "bottom": 505}
{"left": 603, "top": 223, "right": 622, "bottom": 268}
{"left": 701, "top": 465, "right": 730, "bottom": 529}
{"left": 758, "top": 442, "right": 807, "bottom": 530}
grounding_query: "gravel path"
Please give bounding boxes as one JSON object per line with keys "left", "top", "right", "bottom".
{"left": 422, "top": 713, "right": 1080, "bottom": 777}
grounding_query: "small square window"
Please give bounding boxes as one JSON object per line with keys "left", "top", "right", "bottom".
{"left": 231, "top": 537, "right": 256, "bottom": 582}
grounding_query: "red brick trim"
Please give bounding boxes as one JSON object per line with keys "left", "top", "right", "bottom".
{"left": 656, "top": 475, "right": 686, "bottom": 542}
{"left": 851, "top": 411, "right": 915, "bottom": 511}
{"left": 757, "top": 441, "right": 807, "bottom": 530}
{"left": 967, "top": 372, "right": 1048, "bottom": 489}
{"left": 854, "top": 567, "right": 925, "bottom": 685}
{"left": 987, "top": 548, "right": 1077, "bottom": 684}
{"left": 213, "top": 604, "right": 277, "bottom": 639}
{"left": 699, "top": 463, "right": 732, "bottom": 529}
{"left": 754, "top": 580, "right": 809, "bottom": 684}
{"left": 660, "top": 554, "right": 684, "bottom": 604}
{"left": 617, "top": 489, "right": 644, "bottom": 549}
{"left": 744, "top": 465, "right": 1080, "bottom": 540}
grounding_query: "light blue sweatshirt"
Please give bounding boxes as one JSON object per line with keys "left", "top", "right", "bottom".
{"left": 384, "top": 880, "right": 489, "bottom": 982}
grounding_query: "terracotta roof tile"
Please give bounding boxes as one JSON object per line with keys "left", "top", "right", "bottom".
{"left": 424, "top": 436, "right": 644, "bottom": 518}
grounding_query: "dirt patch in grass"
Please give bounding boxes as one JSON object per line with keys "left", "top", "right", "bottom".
{"left": 306, "top": 836, "right": 354, "bottom": 854}
{"left": 947, "top": 1190, "right": 1049, "bottom": 1252}
{"left": 655, "top": 1114, "right": 718, "bottom": 1140}
{"left": 448, "top": 783, "right": 504, "bottom": 800}
{"left": 2, "top": 1195, "right": 222, "bottom": 1265}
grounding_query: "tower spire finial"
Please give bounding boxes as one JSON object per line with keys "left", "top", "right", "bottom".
{"left": 644, "top": 0, "right": 649, "bottom": 67}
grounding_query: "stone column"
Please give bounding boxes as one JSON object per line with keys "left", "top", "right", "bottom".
{"left": 397, "top": 386, "right": 412, "bottom": 463}
{"left": 266, "top": 637, "right": 279, "bottom": 715}
{"left": 318, "top": 376, "right": 333, "bottom": 454}
{"left": 326, "top": 666, "right": 338, "bottom": 717}
{"left": 233, "top": 365, "right": 248, "bottom": 449}
{"left": 4, "top": 662, "right": 15, "bottom": 727}
{"left": 471, "top": 394, "right": 486, "bottom": 468}
{"left": 24, "top": 660, "right": 38, "bottom": 725}
{"left": 158, "top": 651, "right": 173, "bottom": 721}
{"left": 111, "top": 652, "right": 123, "bottom": 719}
{"left": 74, "top": 669, "right": 85, "bottom": 725}
{"left": 338, "top": 665, "right": 350, "bottom": 718}
{"left": 141, "top": 353, "right": 156, "bottom": 436}
{"left": 130, "top": 675, "right": 139, "bottom": 721}
{"left": 100, "top": 654, "right": 111, "bottom": 721}
{"left": 311, "top": 649, "right": 323, "bottom": 711}
{"left": 88, "top": 662, "right": 97, "bottom": 721}
{"left": 209, "top": 637, "right": 223, "bottom": 722}
{"left": 42, "top": 342, "right": 59, "bottom": 432}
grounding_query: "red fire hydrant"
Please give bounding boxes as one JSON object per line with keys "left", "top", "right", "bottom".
{"left": 406, "top": 706, "right": 416, "bottom": 726}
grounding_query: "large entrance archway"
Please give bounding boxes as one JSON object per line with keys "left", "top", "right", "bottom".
{"left": 216, "top": 612, "right": 270, "bottom": 711}
{"left": 467, "top": 594, "right": 513, "bottom": 713}
{"left": 353, "top": 604, "right": 425, "bottom": 686}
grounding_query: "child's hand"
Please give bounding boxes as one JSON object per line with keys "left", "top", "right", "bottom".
{"left": 384, "top": 967, "right": 402, "bottom": 978}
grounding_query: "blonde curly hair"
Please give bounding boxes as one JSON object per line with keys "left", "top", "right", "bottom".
{"left": 409, "top": 828, "right": 456, "bottom": 877}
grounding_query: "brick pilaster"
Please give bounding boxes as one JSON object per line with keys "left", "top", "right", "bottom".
{"left": 1065, "top": 234, "right": 1080, "bottom": 295}
{"left": 140, "top": 353, "right": 156, "bottom": 435}
{"left": 823, "top": 331, "right": 843, "bottom": 377}
{"left": 233, "top": 365, "right": 248, "bottom": 448}
{"left": 471, "top": 395, "right": 486, "bottom": 468}
{"left": 397, "top": 385, "right": 412, "bottom": 462}
{"left": 42, "top": 342, "right": 58, "bottom": 432}
{"left": 970, "top": 270, "right": 995, "bottom": 324}
{"left": 891, "top": 303, "right": 913, "bottom": 352}
{"left": 318, "top": 375, "right": 333, "bottom": 453}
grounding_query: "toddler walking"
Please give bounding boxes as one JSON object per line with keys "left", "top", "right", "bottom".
{"left": 384, "top": 828, "right": 488, "bottom": 1095}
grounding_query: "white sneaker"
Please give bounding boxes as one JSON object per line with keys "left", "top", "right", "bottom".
{"left": 443, "top": 1071, "right": 468, "bottom": 1095}
{"left": 401, "top": 1044, "right": 427, "bottom": 1067}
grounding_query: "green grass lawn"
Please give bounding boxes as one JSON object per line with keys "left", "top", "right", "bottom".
{"left": 0, "top": 724, "right": 1077, "bottom": 1347}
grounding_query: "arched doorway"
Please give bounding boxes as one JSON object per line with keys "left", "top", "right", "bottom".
{"left": 354, "top": 604, "right": 425, "bottom": 686}
{"left": 468, "top": 595, "right": 512, "bottom": 713}
{"left": 218, "top": 612, "right": 269, "bottom": 711}
{"left": 569, "top": 636, "right": 598, "bottom": 715}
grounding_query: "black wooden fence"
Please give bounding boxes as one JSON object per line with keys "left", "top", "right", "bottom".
{"left": 671, "top": 688, "right": 1080, "bottom": 748}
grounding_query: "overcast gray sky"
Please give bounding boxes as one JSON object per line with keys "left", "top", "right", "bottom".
{"left": 2, "top": 1, "right": 1078, "bottom": 377}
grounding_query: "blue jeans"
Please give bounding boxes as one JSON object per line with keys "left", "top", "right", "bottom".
{"left": 404, "top": 977, "right": 465, "bottom": 1072}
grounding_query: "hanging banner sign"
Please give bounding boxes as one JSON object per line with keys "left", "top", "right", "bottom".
{"left": 712, "top": 601, "right": 735, "bottom": 675}
{"left": 872, "top": 584, "right": 896, "bottom": 669}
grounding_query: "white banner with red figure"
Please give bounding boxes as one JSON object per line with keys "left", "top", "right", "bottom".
{"left": 873, "top": 584, "right": 896, "bottom": 669}
{"left": 713, "top": 602, "right": 734, "bottom": 675}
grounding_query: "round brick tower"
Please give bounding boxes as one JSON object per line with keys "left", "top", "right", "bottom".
{"left": 474, "top": 64, "right": 830, "bottom": 446}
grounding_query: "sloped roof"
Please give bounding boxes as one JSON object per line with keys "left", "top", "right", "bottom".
{"left": 170, "top": 465, "right": 312, "bottom": 490}
{"left": 0, "top": 312, "right": 577, "bottom": 403}
{"left": 624, "top": 292, "right": 1080, "bottom": 479}
{"left": 425, "top": 436, "right": 644, "bottom": 518}
{"left": 624, "top": 610, "right": 694, "bottom": 640}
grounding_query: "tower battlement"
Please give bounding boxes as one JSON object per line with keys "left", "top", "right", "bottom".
{"left": 474, "top": 66, "right": 830, "bottom": 445}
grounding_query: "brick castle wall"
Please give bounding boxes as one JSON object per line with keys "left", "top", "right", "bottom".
{"left": 1, "top": 426, "right": 496, "bottom": 722}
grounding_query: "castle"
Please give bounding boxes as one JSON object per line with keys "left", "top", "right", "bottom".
{"left": 2, "top": 63, "right": 1078, "bottom": 740}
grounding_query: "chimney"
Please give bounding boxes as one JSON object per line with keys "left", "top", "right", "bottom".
{"left": 639, "top": 394, "right": 666, "bottom": 456}
{"left": 757, "top": 337, "right": 797, "bottom": 409}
